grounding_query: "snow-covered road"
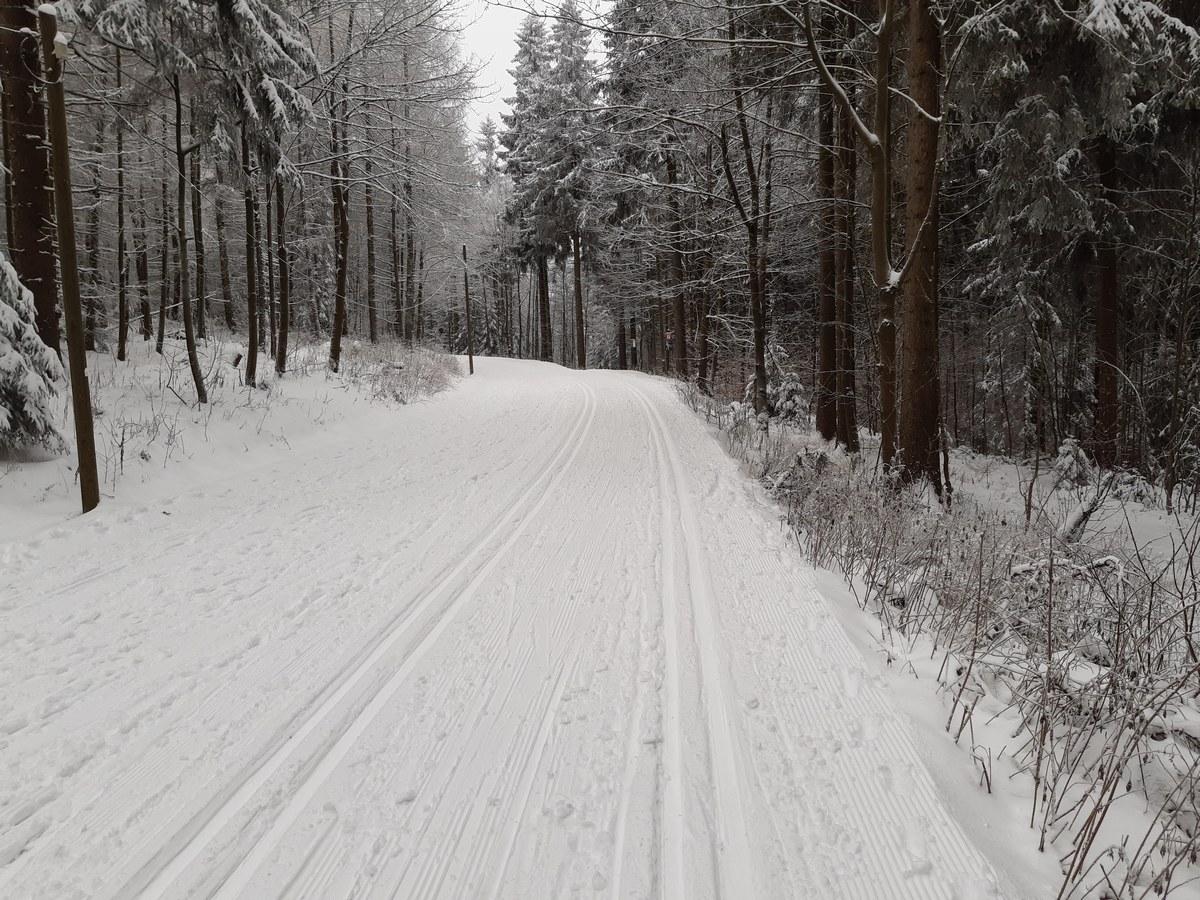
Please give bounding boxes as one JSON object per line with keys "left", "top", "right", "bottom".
{"left": 2, "top": 360, "right": 1006, "bottom": 899}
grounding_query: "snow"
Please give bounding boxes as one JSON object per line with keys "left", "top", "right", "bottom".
{"left": 1, "top": 356, "right": 1011, "bottom": 898}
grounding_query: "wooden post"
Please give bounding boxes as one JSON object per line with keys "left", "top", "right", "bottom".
{"left": 38, "top": 6, "right": 98, "bottom": 513}
{"left": 462, "top": 245, "right": 474, "bottom": 375}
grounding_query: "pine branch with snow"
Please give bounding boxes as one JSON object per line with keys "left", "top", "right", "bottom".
{"left": 0, "top": 252, "right": 66, "bottom": 452}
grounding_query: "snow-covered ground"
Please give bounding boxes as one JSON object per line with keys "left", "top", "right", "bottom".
{"left": 2, "top": 356, "right": 1014, "bottom": 899}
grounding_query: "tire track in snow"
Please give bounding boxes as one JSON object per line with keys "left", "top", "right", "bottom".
{"left": 123, "top": 380, "right": 598, "bottom": 900}
{"left": 630, "top": 383, "right": 757, "bottom": 900}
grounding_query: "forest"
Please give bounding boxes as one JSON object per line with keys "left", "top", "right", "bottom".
{"left": 2, "top": 0, "right": 1200, "bottom": 896}
{"left": 1, "top": 0, "right": 1197, "bottom": 511}
{"left": 483, "top": 0, "right": 1200, "bottom": 511}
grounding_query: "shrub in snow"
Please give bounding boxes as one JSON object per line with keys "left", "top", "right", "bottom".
{"left": 1052, "top": 437, "right": 1093, "bottom": 488}
{"left": 1110, "top": 469, "right": 1158, "bottom": 507}
{"left": 0, "top": 253, "right": 66, "bottom": 452}
{"left": 767, "top": 369, "right": 805, "bottom": 422}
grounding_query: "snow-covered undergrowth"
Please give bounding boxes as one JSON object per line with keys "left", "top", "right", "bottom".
{"left": 0, "top": 336, "right": 459, "bottom": 543}
{"left": 681, "top": 382, "right": 1200, "bottom": 900}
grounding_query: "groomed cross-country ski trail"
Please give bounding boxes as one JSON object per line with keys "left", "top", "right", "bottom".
{"left": 1, "top": 359, "right": 1009, "bottom": 899}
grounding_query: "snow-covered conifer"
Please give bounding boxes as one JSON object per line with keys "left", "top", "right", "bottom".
{"left": 0, "top": 253, "right": 66, "bottom": 452}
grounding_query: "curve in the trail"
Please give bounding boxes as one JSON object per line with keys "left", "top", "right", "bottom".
{"left": 128, "top": 380, "right": 598, "bottom": 900}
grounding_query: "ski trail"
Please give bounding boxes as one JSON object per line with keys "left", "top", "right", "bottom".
{"left": 2, "top": 361, "right": 1010, "bottom": 900}
{"left": 642, "top": 399, "right": 688, "bottom": 899}
{"left": 637, "top": 374, "right": 1007, "bottom": 899}
{"left": 632, "top": 384, "right": 757, "bottom": 900}
{"left": 211, "top": 381, "right": 599, "bottom": 899}
{"left": 607, "top": 581, "right": 653, "bottom": 900}
{"left": 128, "top": 381, "right": 597, "bottom": 900}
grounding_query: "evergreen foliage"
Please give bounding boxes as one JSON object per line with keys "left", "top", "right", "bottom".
{"left": 0, "top": 253, "right": 65, "bottom": 451}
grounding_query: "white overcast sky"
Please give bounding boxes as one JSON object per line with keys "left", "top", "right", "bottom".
{"left": 462, "top": 0, "right": 526, "bottom": 134}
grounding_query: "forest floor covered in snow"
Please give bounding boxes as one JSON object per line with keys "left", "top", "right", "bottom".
{"left": 0, "top": 348, "right": 1015, "bottom": 899}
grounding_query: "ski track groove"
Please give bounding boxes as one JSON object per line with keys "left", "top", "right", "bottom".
{"left": 119, "top": 380, "right": 597, "bottom": 900}
{"left": 632, "top": 383, "right": 757, "bottom": 900}
{"left": 0, "top": 407, "right": 576, "bottom": 897}
{"left": 607, "top": 579, "right": 654, "bottom": 900}
{"left": 369, "top": 415, "right": 617, "bottom": 900}
{"left": 642, "top": 376, "right": 1001, "bottom": 899}
{"left": 210, "top": 380, "right": 600, "bottom": 900}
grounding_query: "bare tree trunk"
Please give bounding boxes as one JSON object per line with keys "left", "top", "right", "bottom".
{"left": 366, "top": 158, "right": 377, "bottom": 343}
{"left": 463, "top": 245, "right": 474, "bottom": 374}
{"left": 1093, "top": 140, "right": 1121, "bottom": 469}
{"left": 115, "top": 49, "right": 129, "bottom": 361}
{"left": 537, "top": 253, "right": 552, "bottom": 361}
{"left": 275, "top": 178, "right": 289, "bottom": 375}
{"left": 84, "top": 118, "right": 103, "bottom": 351}
{"left": 515, "top": 265, "right": 523, "bottom": 357}
{"left": 2, "top": 89, "right": 12, "bottom": 252}
{"left": 261, "top": 161, "right": 274, "bottom": 357}
{"left": 156, "top": 119, "right": 170, "bottom": 355}
{"left": 391, "top": 125, "right": 403, "bottom": 339}
{"left": 402, "top": 52, "right": 416, "bottom": 344}
{"left": 171, "top": 75, "right": 207, "bottom": 403}
{"left": 329, "top": 105, "right": 349, "bottom": 371}
{"left": 897, "top": 0, "right": 941, "bottom": 489}
{"left": 215, "top": 167, "right": 236, "bottom": 331}
{"left": 242, "top": 124, "right": 260, "bottom": 384}
{"left": 415, "top": 247, "right": 425, "bottom": 340}
{"left": 135, "top": 192, "right": 151, "bottom": 341}
{"left": 666, "top": 153, "right": 688, "bottom": 378}
{"left": 617, "top": 304, "right": 628, "bottom": 369}
{"left": 817, "top": 79, "right": 838, "bottom": 440}
{"left": 38, "top": 7, "right": 97, "bottom": 511}
{"left": 573, "top": 231, "right": 586, "bottom": 369}
{"left": 797, "top": 0, "right": 898, "bottom": 464}
{"left": 0, "top": 0, "right": 60, "bottom": 355}
{"left": 836, "top": 99, "right": 860, "bottom": 452}
{"left": 720, "top": 12, "right": 769, "bottom": 413}
{"left": 190, "top": 101, "right": 206, "bottom": 341}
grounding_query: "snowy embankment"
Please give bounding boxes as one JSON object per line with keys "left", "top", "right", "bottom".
{"left": 0, "top": 336, "right": 457, "bottom": 543}
{"left": 682, "top": 385, "right": 1200, "bottom": 900}
{"left": 2, "top": 358, "right": 1006, "bottom": 899}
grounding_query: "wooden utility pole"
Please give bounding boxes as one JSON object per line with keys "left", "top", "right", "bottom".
{"left": 462, "top": 245, "right": 474, "bottom": 375}
{"left": 38, "top": 6, "right": 98, "bottom": 513}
